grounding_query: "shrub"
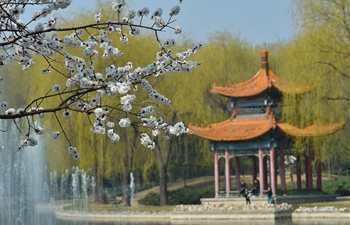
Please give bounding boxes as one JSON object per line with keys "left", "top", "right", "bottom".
{"left": 138, "top": 186, "right": 215, "bottom": 206}
{"left": 323, "top": 178, "right": 350, "bottom": 196}
{"left": 137, "top": 192, "right": 160, "bottom": 205}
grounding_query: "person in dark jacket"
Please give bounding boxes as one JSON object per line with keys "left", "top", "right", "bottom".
{"left": 265, "top": 187, "right": 274, "bottom": 204}
{"left": 239, "top": 180, "right": 247, "bottom": 197}
{"left": 252, "top": 179, "right": 260, "bottom": 196}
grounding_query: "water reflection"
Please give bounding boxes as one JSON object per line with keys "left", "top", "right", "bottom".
{"left": 53, "top": 218, "right": 350, "bottom": 225}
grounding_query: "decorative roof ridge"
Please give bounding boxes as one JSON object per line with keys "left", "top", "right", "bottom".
{"left": 211, "top": 68, "right": 268, "bottom": 90}
{"left": 211, "top": 51, "right": 315, "bottom": 97}
{"left": 188, "top": 114, "right": 276, "bottom": 130}
{"left": 268, "top": 70, "right": 314, "bottom": 94}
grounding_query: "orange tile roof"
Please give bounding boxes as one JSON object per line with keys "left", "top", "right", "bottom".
{"left": 188, "top": 116, "right": 345, "bottom": 141}
{"left": 188, "top": 116, "right": 275, "bottom": 141}
{"left": 277, "top": 122, "right": 345, "bottom": 137}
{"left": 211, "top": 69, "right": 312, "bottom": 97}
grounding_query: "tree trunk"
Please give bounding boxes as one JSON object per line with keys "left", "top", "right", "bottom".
{"left": 120, "top": 127, "right": 137, "bottom": 207}
{"left": 122, "top": 169, "right": 131, "bottom": 206}
{"left": 328, "top": 159, "right": 331, "bottom": 179}
{"left": 95, "top": 177, "right": 106, "bottom": 204}
{"left": 159, "top": 165, "right": 168, "bottom": 206}
{"left": 183, "top": 135, "right": 188, "bottom": 187}
{"left": 154, "top": 110, "right": 176, "bottom": 206}
{"left": 95, "top": 136, "right": 106, "bottom": 204}
{"left": 289, "top": 165, "right": 294, "bottom": 185}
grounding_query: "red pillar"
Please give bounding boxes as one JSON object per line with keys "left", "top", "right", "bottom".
{"left": 267, "top": 104, "right": 271, "bottom": 114}
{"left": 252, "top": 156, "right": 257, "bottom": 182}
{"left": 317, "top": 157, "right": 322, "bottom": 194}
{"left": 307, "top": 149, "right": 313, "bottom": 193}
{"left": 263, "top": 156, "right": 268, "bottom": 190}
{"left": 225, "top": 150, "right": 231, "bottom": 197}
{"left": 259, "top": 149, "right": 265, "bottom": 196}
{"left": 297, "top": 154, "right": 302, "bottom": 192}
{"left": 235, "top": 156, "right": 241, "bottom": 191}
{"left": 305, "top": 154, "right": 309, "bottom": 190}
{"left": 270, "top": 148, "right": 277, "bottom": 196}
{"left": 233, "top": 107, "right": 237, "bottom": 117}
{"left": 280, "top": 148, "right": 286, "bottom": 195}
{"left": 214, "top": 151, "right": 220, "bottom": 198}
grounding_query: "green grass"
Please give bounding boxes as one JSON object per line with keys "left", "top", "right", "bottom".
{"left": 58, "top": 199, "right": 175, "bottom": 212}
{"left": 65, "top": 202, "right": 175, "bottom": 212}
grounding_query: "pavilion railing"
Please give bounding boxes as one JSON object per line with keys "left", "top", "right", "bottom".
{"left": 218, "top": 188, "right": 321, "bottom": 198}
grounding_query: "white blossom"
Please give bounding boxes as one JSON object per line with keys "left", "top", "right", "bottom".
{"left": 34, "top": 126, "right": 44, "bottom": 135}
{"left": 94, "top": 12, "right": 102, "bottom": 23}
{"left": 17, "top": 108, "right": 25, "bottom": 114}
{"left": 63, "top": 110, "right": 72, "bottom": 119}
{"left": 0, "top": 0, "right": 202, "bottom": 158}
{"left": 107, "top": 129, "right": 120, "bottom": 142}
{"left": 174, "top": 25, "right": 182, "bottom": 34}
{"left": 140, "top": 133, "right": 155, "bottom": 149}
{"left": 106, "top": 121, "right": 115, "bottom": 128}
{"left": 0, "top": 102, "right": 8, "bottom": 108}
{"left": 169, "top": 6, "right": 181, "bottom": 16}
{"left": 52, "top": 84, "right": 61, "bottom": 92}
{"left": 92, "top": 122, "right": 105, "bottom": 135}
{"left": 68, "top": 146, "right": 80, "bottom": 160}
{"left": 41, "top": 69, "right": 51, "bottom": 74}
{"left": 137, "top": 7, "right": 150, "bottom": 16}
{"left": 94, "top": 107, "right": 108, "bottom": 120}
{"left": 168, "top": 122, "right": 188, "bottom": 136}
{"left": 119, "top": 118, "right": 131, "bottom": 127}
{"left": 138, "top": 106, "right": 154, "bottom": 117}
{"left": 52, "top": 131, "right": 60, "bottom": 139}
{"left": 5, "top": 108, "right": 15, "bottom": 115}
{"left": 152, "top": 129, "right": 160, "bottom": 136}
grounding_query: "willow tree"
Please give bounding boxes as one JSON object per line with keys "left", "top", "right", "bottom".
{"left": 274, "top": 0, "right": 350, "bottom": 169}
{"left": 175, "top": 32, "right": 261, "bottom": 177}
{"left": 47, "top": 2, "right": 186, "bottom": 205}
{"left": 0, "top": 0, "right": 203, "bottom": 207}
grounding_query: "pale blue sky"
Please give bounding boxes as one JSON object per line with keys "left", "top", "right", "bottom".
{"left": 37, "top": 0, "right": 295, "bottom": 45}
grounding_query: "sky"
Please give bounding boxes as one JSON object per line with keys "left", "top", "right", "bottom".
{"left": 49, "top": 0, "right": 295, "bottom": 46}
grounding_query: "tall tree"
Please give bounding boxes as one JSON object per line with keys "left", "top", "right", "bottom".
{"left": 274, "top": 0, "right": 350, "bottom": 164}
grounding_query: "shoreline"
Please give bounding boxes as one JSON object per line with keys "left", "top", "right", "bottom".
{"left": 53, "top": 206, "right": 350, "bottom": 222}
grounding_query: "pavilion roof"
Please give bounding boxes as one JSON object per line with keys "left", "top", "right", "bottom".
{"left": 188, "top": 115, "right": 275, "bottom": 141}
{"left": 211, "top": 51, "right": 313, "bottom": 97}
{"left": 277, "top": 122, "right": 345, "bottom": 137}
{"left": 188, "top": 116, "right": 345, "bottom": 141}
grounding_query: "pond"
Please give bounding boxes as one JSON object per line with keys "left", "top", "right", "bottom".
{"left": 54, "top": 217, "right": 350, "bottom": 225}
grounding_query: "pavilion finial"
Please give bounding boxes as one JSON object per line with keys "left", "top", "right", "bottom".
{"left": 261, "top": 50, "right": 269, "bottom": 69}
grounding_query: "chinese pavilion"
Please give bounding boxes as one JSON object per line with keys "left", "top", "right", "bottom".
{"left": 189, "top": 51, "right": 345, "bottom": 198}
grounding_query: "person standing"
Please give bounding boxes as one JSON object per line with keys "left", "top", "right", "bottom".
{"left": 252, "top": 179, "right": 260, "bottom": 196}
{"left": 266, "top": 187, "right": 274, "bottom": 204}
{"left": 243, "top": 190, "right": 251, "bottom": 205}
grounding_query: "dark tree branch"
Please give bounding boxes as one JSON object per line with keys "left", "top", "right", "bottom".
{"left": 316, "top": 61, "right": 350, "bottom": 79}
